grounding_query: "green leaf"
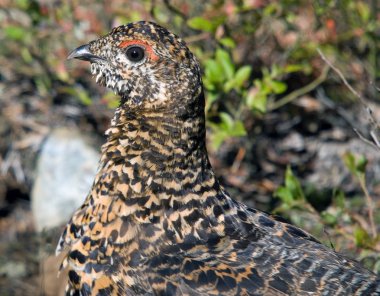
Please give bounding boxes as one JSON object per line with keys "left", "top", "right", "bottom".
{"left": 270, "top": 80, "right": 287, "bottom": 94}
{"left": 219, "top": 112, "right": 235, "bottom": 130}
{"left": 256, "top": 77, "right": 272, "bottom": 95}
{"left": 234, "top": 66, "right": 252, "bottom": 89}
{"left": 354, "top": 226, "right": 371, "bottom": 248}
{"left": 246, "top": 90, "right": 267, "bottom": 113}
{"left": 263, "top": 3, "right": 279, "bottom": 16}
{"left": 16, "top": 0, "right": 29, "bottom": 9}
{"left": 204, "top": 59, "right": 224, "bottom": 83}
{"left": 4, "top": 25, "right": 26, "bottom": 41}
{"left": 321, "top": 211, "right": 337, "bottom": 226}
{"left": 209, "top": 113, "right": 246, "bottom": 149}
{"left": 210, "top": 131, "right": 228, "bottom": 150}
{"left": 343, "top": 152, "right": 368, "bottom": 176}
{"left": 187, "top": 17, "right": 214, "bottom": 32}
{"left": 216, "top": 49, "right": 235, "bottom": 80}
{"left": 77, "top": 89, "right": 92, "bottom": 106}
{"left": 21, "top": 47, "right": 33, "bottom": 63}
{"left": 357, "top": 2, "right": 370, "bottom": 23}
{"left": 230, "top": 120, "right": 246, "bottom": 137}
{"left": 284, "top": 166, "right": 305, "bottom": 201}
{"left": 343, "top": 152, "right": 357, "bottom": 175}
{"left": 223, "top": 80, "right": 236, "bottom": 93}
{"left": 219, "top": 37, "right": 236, "bottom": 48}
{"left": 223, "top": 65, "right": 251, "bottom": 92}
{"left": 275, "top": 187, "right": 294, "bottom": 205}
{"left": 270, "top": 64, "right": 282, "bottom": 78}
{"left": 203, "top": 77, "right": 216, "bottom": 91}
{"left": 103, "top": 92, "right": 119, "bottom": 109}
{"left": 356, "top": 155, "right": 368, "bottom": 174}
{"left": 332, "top": 189, "right": 346, "bottom": 210}
{"left": 274, "top": 167, "right": 305, "bottom": 207}
{"left": 205, "top": 92, "right": 219, "bottom": 111}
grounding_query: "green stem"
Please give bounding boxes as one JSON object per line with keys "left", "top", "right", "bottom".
{"left": 358, "top": 174, "right": 377, "bottom": 239}
{"left": 268, "top": 66, "right": 329, "bottom": 111}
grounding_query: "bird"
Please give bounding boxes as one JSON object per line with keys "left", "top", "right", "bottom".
{"left": 57, "top": 21, "right": 380, "bottom": 295}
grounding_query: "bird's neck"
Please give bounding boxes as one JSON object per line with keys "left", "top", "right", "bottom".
{"left": 95, "top": 93, "right": 224, "bottom": 222}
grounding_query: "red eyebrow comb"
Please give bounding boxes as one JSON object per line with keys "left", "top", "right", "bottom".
{"left": 119, "top": 40, "right": 159, "bottom": 61}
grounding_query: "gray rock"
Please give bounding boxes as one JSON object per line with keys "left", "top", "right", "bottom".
{"left": 32, "top": 127, "right": 100, "bottom": 231}
{"left": 307, "top": 138, "right": 380, "bottom": 192}
{"left": 0, "top": 261, "right": 27, "bottom": 278}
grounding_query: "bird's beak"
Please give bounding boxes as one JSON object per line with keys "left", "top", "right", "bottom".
{"left": 67, "top": 44, "right": 103, "bottom": 62}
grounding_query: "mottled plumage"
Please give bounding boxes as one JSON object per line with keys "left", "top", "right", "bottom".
{"left": 57, "top": 21, "right": 380, "bottom": 295}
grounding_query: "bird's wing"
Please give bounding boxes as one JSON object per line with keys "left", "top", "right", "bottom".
{"left": 138, "top": 202, "right": 380, "bottom": 296}
{"left": 142, "top": 235, "right": 379, "bottom": 296}
{"left": 139, "top": 247, "right": 292, "bottom": 295}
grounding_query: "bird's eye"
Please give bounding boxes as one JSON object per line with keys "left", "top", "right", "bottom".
{"left": 126, "top": 46, "right": 145, "bottom": 62}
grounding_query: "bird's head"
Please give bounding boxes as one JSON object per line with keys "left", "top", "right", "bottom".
{"left": 68, "top": 21, "right": 203, "bottom": 112}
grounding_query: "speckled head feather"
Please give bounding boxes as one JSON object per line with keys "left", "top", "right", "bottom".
{"left": 58, "top": 21, "right": 380, "bottom": 295}
{"left": 79, "top": 21, "right": 202, "bottom": 110}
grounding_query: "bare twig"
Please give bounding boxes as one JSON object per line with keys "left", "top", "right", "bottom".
{"left": 317, "top": 48, "right": 380, "bottom": 132}
{"left": 317, "top": 87, "right": 363, "bottom": 133}
{"left": 358, "top": 175, "right": 378, "bottom": 239}
{"left": 318, "top": 87, "right": 380, "bottom": 151}
{"left": 353, "top": 128, "right": 380, "bottom": 151}
{"left": 231, "top": 147, "right": 246, "bottom": 174}
{"left": 317, "top": 49, "right": 362, "bottom": 99}
{"left": 370, "top": 130, "right": 380, "bottom": 148}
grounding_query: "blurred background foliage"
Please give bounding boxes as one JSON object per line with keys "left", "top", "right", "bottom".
{"left": 0, "top": 0, "right": 380, "bottom": 293}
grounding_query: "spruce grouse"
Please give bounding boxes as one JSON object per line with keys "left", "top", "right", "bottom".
{"left": 57, "top": 21, "right": 380, "bottom": 295}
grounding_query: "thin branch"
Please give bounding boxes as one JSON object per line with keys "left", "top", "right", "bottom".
{"left": 370, "top": 130, "right": 380, "bottom": 148}
{"left": 358, "top": 175, "right": 377, "bottom": 239}
{"left": 317, "top": 49, "right": 362, "bottom": 100}
{"left": 317, "top": 88, "right": 361, "bottom": 133}
{"left": 231, "top": 147, "right": 246, "bottom": 174}
{"left": 353, "top": 128, "right": 380, "bottom": 151}
{"left": 317, "top": 48, "right": 380, "bottom": 131}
